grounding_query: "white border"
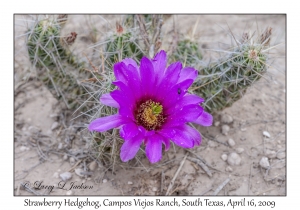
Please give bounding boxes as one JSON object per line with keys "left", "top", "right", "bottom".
{"left": 4, "top": 0, "right": 295, "bottom": 209}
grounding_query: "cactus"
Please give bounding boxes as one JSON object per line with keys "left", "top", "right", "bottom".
{"left": 26, "top": 16, "right": 96, "bottom": 111}
{"left": 170, "top": 38, "right": 202, "bottom": 67}
{"left": 191, "top": 28, "right": 272, "bottom": 113}
{"left": 22, "top": 15, "right": 274, "bottom": 168}
{"left": 105, "top": 23, "right": 143, "bottom": 65}
{"left": 104, "top": 14, "right": 164, "bottom": 65}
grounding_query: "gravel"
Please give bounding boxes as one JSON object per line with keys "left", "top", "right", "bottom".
{"left": 228, "top": 138, "right": 236, "bottom": 147}
{"left": 222, "top": 125, "right": 230, "bottom": 135}
{"left": 221, "top": 114, "right": 233, "bottom": 124}
{"left": 227, "top": 152, "right": 242, "bottom": 166}
{"left": 60, "top": 172, "right": 72, "bottom": 181}
{"left": 259, "top": 157, "right": 270, "bottom": 169}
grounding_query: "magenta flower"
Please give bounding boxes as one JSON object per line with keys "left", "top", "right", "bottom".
{"left": 89, "top": 50, "right": 213, "bottom": 163}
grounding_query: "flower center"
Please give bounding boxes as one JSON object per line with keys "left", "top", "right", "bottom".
{"left": 136, "top": 99, "right": 165, "bottom": 131}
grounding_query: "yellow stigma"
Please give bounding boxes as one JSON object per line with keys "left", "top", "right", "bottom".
{"left": 136, "top": 100, "right": 165, "bottom": 130}
{"left": 142, "top": 107, "right": 157, "bottom": 126}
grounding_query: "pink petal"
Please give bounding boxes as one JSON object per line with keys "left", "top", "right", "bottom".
{"left": 138, "top": 126, "right": 155, "bottom": 137}
{"left": 155, "top": 61, "right": 182, "bottom": 100}
{"left": 159, "top": 126, "right": 195, "bottom": 148}
{"left": 182, "top": 125, "right": 202, "bottom": 146}
{"left": 165, "top": 94, "right": 204, "bottom": 114}
{"left": 162, "top": 79, "right": 193, "bottom": 109}
{"left": 140, "top": 56, "right": 155, "bottom": 97}
{"left": 120, "top": 133, "right": 144, "bottom": 162}
{"left": 163, "top": 104, "right": 203, "bottom": 128}
{"left": 162, "top": 136, "right": 170, "bottom": 151}
{"left": 193, "top": 111, "right": 213, "bottom": 126}
{"left": 113, "top": 62, "right": 129, "bottom": 85}
{"left": 112, "top": 81, "right": 135, "bottom": 104}
{"left": 145, "top": 134, "right": 163, "bottom": 163}
{"left": 113, "top": 61, "right": 141, "bottom": 100}
{"left": 126, "top": 64, "right": 142, "bottom": 100}
{"left": 89, "top": 114, "right": 128, "bottom": 132}
{"left": 110, "top": 90, "right": 135, "bottom": 120}
{"left": 119, "top": 122, "right": 139, "bottom": 140}
{"left": 152, "top": 50, "right": 167, "bottom": 84}
{"left": 122, "top": 58, "right": 139, "bottom": 71}
{"left": 100, "top": 93, "right": 119, "bottom": 108}
{"left": 177, "top": 67, "right": 198, "bottom": 83}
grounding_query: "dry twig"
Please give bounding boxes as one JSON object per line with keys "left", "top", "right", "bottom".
{"left": 165, "top": 154, "right": 187, "bottom": 195}
{"left": 187, "top": 157, "right": 212, "bottom": 178}
{"left": 161, "top": 170, "right": 165, "bottom": 194}
{"left": 213, "top": 178, "right": 231, "bottom": 195}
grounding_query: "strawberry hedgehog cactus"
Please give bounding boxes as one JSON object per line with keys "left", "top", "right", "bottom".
{"left": 89, "top": 50, "right": 213, "bottom": 163}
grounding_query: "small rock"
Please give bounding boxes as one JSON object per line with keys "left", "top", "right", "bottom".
{"left": 240, "top": 137, "right": 247, "bottom": 141}
{"left": 28, "top": 126, "right": 41, "bottom": 134}
{"left": 221, "top": 154, "right": 228, "bottom": 161}
{"left": 103, "top": 179, "right": 107, "bottom": 183}
{"left": 208, "top": 140, "right": 218, "bottom": 148}
{"left": 222, "top": 125, "right": 230, "bottom": 135}
{"left": 66, "top": 190, "right": 73, "bottom": 195}
{"left": 69, "top": 157, "right": 75, "bottom": 166}
{"left": 263, "top": 131, "right": 271, "bottom": 138}
{"left": 20, "top": 146, "right": 30, "bottom": 152}
{"left": 277, "top": 145, "right": 282, "bottom": 149}
{"left": 57, "top": 143, "right": 63, "bottom": 150}
{"left": 51, "top": 122, "right": 59, "bottom": 130}
{"left": 214, "top": 121, "right": 220, "bottom": 127}
{"left": 63, "top": 154, "right": 68, "bottom": 161}
{"left": 265, "top": 149, "right": 276, "bottom": 159}
{"left": 89, "top": 161, "right": 98, "bottom": 171}
{"left": 226, "top": 166, "right": 233, "bottom": 172}
{"left": 240, "top": 128, "right": 247, "bottom": 132}
{"left": 227, "top": 152, "right": 242, "bottom": 166}
{"left": 53, "top": 172, "right": 59, "bottom": 179}
{"left": 228, "top": 138, "right": 236, "bottom": 147}
{"left": 23, "top": 131, "right": 32, "bottom": 137}
{"left": 259, "top": 157, "right": 270, "bottom": 169}
{"left": 221, "top": 114, "right": 233, "bottom": 124}
{"left": 276, "top": 152, "right": 285, "bottom": 159}
{"left": 46, "top": 129, "right": 52, "bottom": 135}
{"left": 60, "top": 172, "right": 72, "bottom": 181}
{"left": 152, "top": 187, "right": 157, "bottom": 192}
{"left": 128, "top": 181, "right": 133, "bottom": 185}
{"left": 236, "top": 148, "right": 244, "bottom": 154}
{"left": 49, "top": 113, "right": 59, "bottom": 120}
{"left": 75, "top": 168, "right": 85, "bottom": 177}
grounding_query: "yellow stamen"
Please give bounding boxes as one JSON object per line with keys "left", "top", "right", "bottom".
{"left": 136, "top": 99, "right": 166, "bottom": 130}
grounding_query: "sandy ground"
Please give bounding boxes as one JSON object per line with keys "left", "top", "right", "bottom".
{"left": 14, "top": 14, "right": 285, "bottom": 196}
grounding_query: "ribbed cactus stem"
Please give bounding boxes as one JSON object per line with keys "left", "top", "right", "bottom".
{"left": 26, "top": 18, "right": 94, "bottom": 111}
{"left": 105, "top": 28, "right": 143, "bottom": 64}
{"left": 171, "top": 39, "right": 202, "bottom": 67}
{"left": 191, "top": 28, "right": 271, "bottom": 113}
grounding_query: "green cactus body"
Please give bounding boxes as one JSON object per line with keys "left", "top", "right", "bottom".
{"left": 171, "top": 39, "right": 202, "bottom": 67}
{"left": 192, "top": 43, "right": 267, "bottom": 113}
{"left": 26, "top": 18, "right": 94, "bottom": 111}
{"left": 27, "top": 20, "right": 65, "bottom": 67}
{"left": 105, "top": 32, "right": 143, "bottom": 64}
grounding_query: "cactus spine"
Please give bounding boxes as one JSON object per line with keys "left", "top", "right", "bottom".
{"left": 26, "top": 16, "right": 96, "bottom": 111}
{"left": 191, "top": 28, "right": 272, "bottom": 113}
